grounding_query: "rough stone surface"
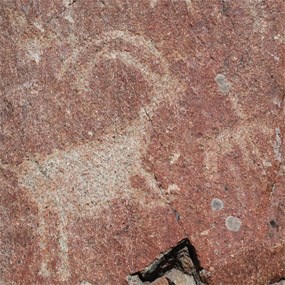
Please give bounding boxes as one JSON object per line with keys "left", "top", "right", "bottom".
{"left": 0, "top": 1, "right": 284, "bottom": 284}
{"left": 164, "top": 269, "right": 196, "bottom": 285}
{"left": 150, "top": 277, "right": 169, "bottom": 285}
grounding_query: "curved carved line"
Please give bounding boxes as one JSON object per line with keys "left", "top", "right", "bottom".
{"left": 59, "top": 30, "right": 169, "bottom": 79}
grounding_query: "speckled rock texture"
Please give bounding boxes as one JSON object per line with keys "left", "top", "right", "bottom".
{"left": 0, "top": 1, "right": 284, "bottom": 284}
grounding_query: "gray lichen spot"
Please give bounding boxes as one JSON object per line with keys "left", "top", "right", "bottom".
{"left": 215, "top": 74, "right": 232, "bottom": 94}
{"left": 211, "top": 198, "right": 224, "bottom": 211}
{"left": 225, "top": 216, "right": 242, "bottom": 232}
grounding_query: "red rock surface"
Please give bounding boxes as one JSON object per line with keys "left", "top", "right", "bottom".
{"left": 0, "top": 1, "right": 284, "bottom": 284}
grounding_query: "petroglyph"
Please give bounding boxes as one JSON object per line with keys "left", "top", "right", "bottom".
{"left": 203, "top": 118, "right": 273, "bottom": 180}
{"left": 206, "top": 72, "right": 279, "bottom": 191}
{"left": 19, "top": 30, "right": 186, "bottom": 281}
{"left": 18, "top": 29, "right": 277, "bottom": 281}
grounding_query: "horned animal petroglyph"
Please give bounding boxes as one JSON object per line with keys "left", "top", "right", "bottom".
{"left": 203, "top": 74, "right": 279, "bottom": 187}
{"left": 18, "top": 30, "right": 186, "bottom": 281}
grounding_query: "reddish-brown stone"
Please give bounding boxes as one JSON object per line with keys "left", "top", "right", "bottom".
{"left": 0, "top": 1, "right": 284, "bottom": 284}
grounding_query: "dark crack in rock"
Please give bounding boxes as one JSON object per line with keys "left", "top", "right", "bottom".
{"left": 127, "top": 239, "right": 207, "bottom": 285}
